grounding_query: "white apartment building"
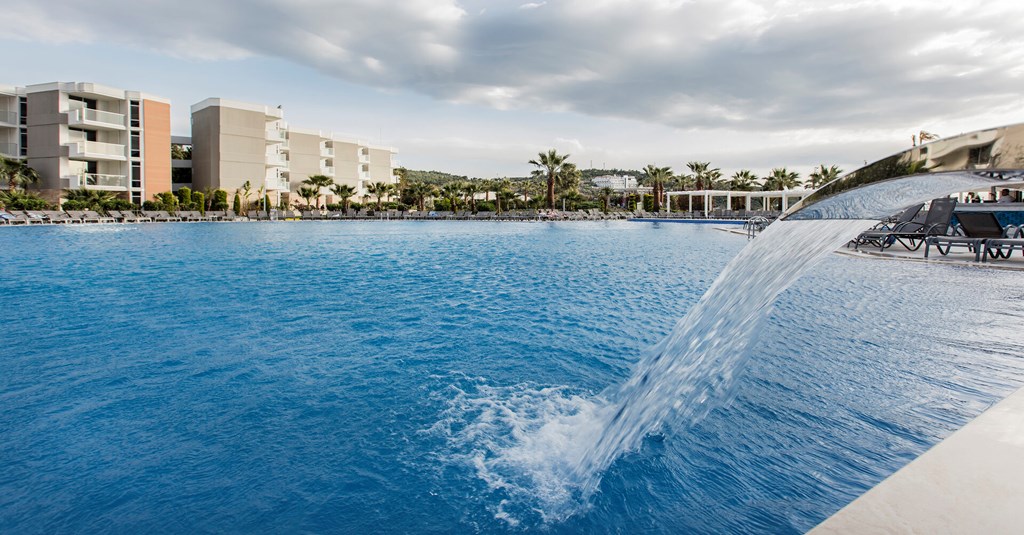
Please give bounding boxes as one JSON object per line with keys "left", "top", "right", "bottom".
{"left": 592, "top": 174, "right": 639, "bottom": 191}
{"left": 1, "top": 81, "right": 171, "bottom": 205}
{"left": 190, "top": 98, "right": 398, "bottom": 208}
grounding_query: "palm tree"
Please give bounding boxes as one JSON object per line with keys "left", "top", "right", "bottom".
{"left": 440, "top": 182, "right": 462, "bottom": 212}
{"left": 762, "top": 167, "right": 801, "bottom": 191}
{"left": 462, "top": 181, "right": 481, "bottom": 212}
{"left": 599, "top": 186, "right": 615, "bottom": 213}
{"left": 240, "top": 180, "right": 253, "bottom": 213}
{"left": 303, "top": 174, "right": 335, "bottom": 209}
{"left": 805, "top": 164, "right": 842, "bottom": 189}
{"left": 556, "top": 163, "right": 582, "bottom": 197}
{"left": 296, "top": 186, "right": 319, "bottom": 209}
{"left": 1, "top": 156, "right": 40, "bottom": 191}
{"left": 529, "top": 149, "right": 570, "bottom": 210}
{"left": 497, "top": 188, "right": 516, "bottom": 214}
{"left": 405, "top": 182, "right": 436, "bottom": 212}
{"left": 366, "top": 181, "right": 393, "bottom": 211}
{"left": 330, "top": 183, "right": 357, "bottom": 213}
{"left": 642, "top": 164, "right": 673, "bottom": 212}
{"left": 63, "top": 187, "right": 117, "bottom": 210}
{"left": 730, "top": 170, "right": 759, "bottom": 191}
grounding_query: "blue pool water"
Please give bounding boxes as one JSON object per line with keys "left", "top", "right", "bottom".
{"left": 2, "top": 221, "right": 1023, "bottom": 533}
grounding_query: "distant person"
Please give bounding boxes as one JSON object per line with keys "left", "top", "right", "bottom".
{"left": 966, "top": 192, "right": 980, "bottom": 203}
{"left": 998, "top": 189, "right": 1015, "bottom": 204}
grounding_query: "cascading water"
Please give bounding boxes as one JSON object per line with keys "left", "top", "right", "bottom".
{"left": 440, "top": 220, "right": 872, "bottom": 520}
{"left": 440, "top": 124, "right": 1024, "bottom": 523}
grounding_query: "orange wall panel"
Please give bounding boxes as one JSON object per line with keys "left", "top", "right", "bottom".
{"left": 143, "top": 100, "right": 171, "bottom": 200}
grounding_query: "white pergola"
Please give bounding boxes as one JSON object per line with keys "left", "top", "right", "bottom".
{"left": 664, "top": 189, "right": 815, "bottom": 217}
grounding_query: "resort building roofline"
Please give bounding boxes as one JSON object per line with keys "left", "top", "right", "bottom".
{"left": 190, "top": 98, "right": 285, "bottom": 120}
{"left": 24, "top": 81, "right": 170, "bottom": 104}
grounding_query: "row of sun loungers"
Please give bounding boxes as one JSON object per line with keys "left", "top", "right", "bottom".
{"left": 848, "top": 198, "right": 1023, "bottom": 261}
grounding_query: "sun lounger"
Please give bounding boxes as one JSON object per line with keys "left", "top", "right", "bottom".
{"left": 984, "top": 225, "right": 1024, "bottom": 260}
{"left": 0, "top": 210, "right": 29, "bottom": 224}
{"left": 924, "top": 212, "right": 1006, "bottom": 262}
{"left": 854, "top": 198, "right": 956, "bottom": 252}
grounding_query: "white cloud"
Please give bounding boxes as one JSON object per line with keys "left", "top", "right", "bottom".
{"left": 6, "top": 0, "right": 1024, "bottom": 176}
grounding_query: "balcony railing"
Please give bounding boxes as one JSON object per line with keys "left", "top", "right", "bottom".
{"left": 265, "top": 176, "right": 289, "bottom": 191}
{"left": 359, "top": 153, "right": 371, "bottom": 164}
{"left": 0, "top": 142, "right": 17, "bottom": 157}
{"left": 266, "top": 152, "right": 288, "bottom": 167}
{"left": 360, "top": 171, "right": 371, "bottom": 181}
{"left": 65, "top": 140, "right": 127, "bottom": 160}
{"left": 265, "top": 128, "right": 287, "bottom": 142}
{"left": 62, "top": 173, "right": 128, "bottom": 190}
{"left": 0, "top": 110, "right": 17, "bottom": 126}
{"left": 321, "top": 147, "right": 334, "bottom": 157}
{"left": 68, "top": 107, "right": 126, "bottom": 130}
{"left": 321, "top": 166, "right": 335, "bottom": 176}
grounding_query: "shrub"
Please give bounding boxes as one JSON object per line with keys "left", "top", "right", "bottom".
{"left": 233, "top": 193, "right": 241, "bottom": 214}
{"left": 476, "top": 201, "right": 495, "bottom": 212}
{"left": 433, "top": 199, "right": 452, "bottom": 211}
{"left": 142, "top": 200, "right": 162, "bottom": 211}
{"left": 212, "top": 189, "right": 229, "bottom": 210}
{"left": 61, "top": 199, "right": 91, "bottom": 211}
{"left": 176, "top": 187, "right": 192, "bottom": 206}
{"left": 193, "top": 192, "right": 205, "bottom": 215}
{"left": 102, "top": 199, "right": 136, "bottom": 211}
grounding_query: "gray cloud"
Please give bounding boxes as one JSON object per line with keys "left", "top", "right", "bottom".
{"left": 8, "top": 0, "right": 1024, "bottom": 134}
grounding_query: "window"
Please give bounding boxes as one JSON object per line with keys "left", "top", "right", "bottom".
{"left": 131, "top": 133, "right": 141, "bottom": 158}
{"left": 131, "top": 163, "right": 142, "bottom": 188}
{"left": 18, "top": 97, "right": 26, "bottom": 125}
{"left": 130, "top": 101, "right": 140, "bottom": 128}
{"left": 131, "top": 192, "right": 142, "bottom": 206}
{"left": 968, "top": 143, "right": 993, "bottom": 167}
{"left": 19, "top": 128, "right": 27, "bottom": 157}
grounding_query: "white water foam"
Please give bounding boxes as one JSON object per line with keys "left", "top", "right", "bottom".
{"left": 437, "top": 220, "right": 871, "bottom": 522}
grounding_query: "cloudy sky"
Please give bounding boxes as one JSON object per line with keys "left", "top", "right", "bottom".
{"left": 5, "top": 0, "right": 1024, "bottom": 178}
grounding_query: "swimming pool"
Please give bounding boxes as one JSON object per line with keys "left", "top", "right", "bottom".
{"left": 2, "top": 221, "right": 1022, "bottom": 533}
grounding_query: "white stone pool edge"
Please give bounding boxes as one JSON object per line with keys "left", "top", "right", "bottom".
{"left": 810, "top": 386, "right": 1024, "bottom": 534}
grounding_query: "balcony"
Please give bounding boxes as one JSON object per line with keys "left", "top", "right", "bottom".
{"left": 320, "top": 166, "right": 335, "bottom": 176}
{"left": 265, "top": 176, "right": 289, "bottom": 191}
{"left": 67, "top": 107, "right": 126, "bottom": 130}
{"left": 360, "top": 171, "right": 371, "bottom": 181}
{"left": 0, "top": 142, "right": 17, "bottom": 157}
{"left": 0, "top": 110, "right": 17, "bottom": 127}
{"left": 65, "top": 140, "right": 127, "bottom": 161}
{"left": 61, "top": 173, "right": 128, "bottom": 191}
{"left": 266, "top": 152, "right": 288, "bottom": 167}
{"left": 265, "top": 128, "right": 287, "bottom": 143}
{"left": 321, "top": 147, "right": 334, "bottom": 157}
{"left": 359, "top": 153, "right": 371, "bottom": 164}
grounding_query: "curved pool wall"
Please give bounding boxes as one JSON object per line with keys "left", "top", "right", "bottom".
{"left": 2, "top": 221, "right": 1024, "bottom": 533}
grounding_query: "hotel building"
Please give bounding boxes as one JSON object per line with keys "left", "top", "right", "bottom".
{"left": 189, "top": 98, "right": 399, "bottom": 207}
{"left": 1, "top": 82, "right": 171, "bottom": 205}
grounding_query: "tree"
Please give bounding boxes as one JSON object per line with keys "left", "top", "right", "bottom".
{"left": 462, "top": 181, "right": 481, "bottom": 212}
{"left": 302, "top": 174, "right": 334, "bottom": 209}
{"left": 440, "top": 182, "right": 463, "bottom": 212}
{"left": 331, "top": 183, "right": 357, "bottom": 213}
{"left": 642, "top": 164, "right": 673, "bottom": 212}
{"left": 366, "top": 181, "right": 393, "bottom": 211}
{"left": 497, "top": 188, "right": 516, "bottom": 214}
{"left": 686, "top": 161, "right": 722, "bottom": 191}
{"left": 1, "top": 156, "right": 40, "bottom": 191}
{"left": 240, "top": 181, "right": 253, "bottom": 213}
{"left": 599, "top": 186, "right": 615, "bottom": 213}
{"left": 297, "top": 186, "right": 319, "bottom": 209}
{"left": 762, "top": 167, "right": 801, "bottom": 191}
{"left": 730, "top": 170, "right": 759, "bottom": 191}
{"left": 406, "top": 182, "right": 435, "bottom": 212}
{"left": 0, "top": 189, "right": 50, "bottom": 210}
{"left": 193, "top": 192, "right": 206, "bottom": 215}
{"left": 233, "top": 192, "right": 241, "bottom": 214}
{"left": 212, "top": 189, "right": 229, "bottom": 211}
{"left": 805, "top": 164, "right": 842, "bottom": 189}
{"left": 529, "top": 149, "right": 570, "bottom": 210}
{"left": 556, "top": 163, "right": 582, "bottom": 197}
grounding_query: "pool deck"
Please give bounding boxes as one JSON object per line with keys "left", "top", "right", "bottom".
{"left": 811, "top": 386, "right": 1024, "bottom": 534}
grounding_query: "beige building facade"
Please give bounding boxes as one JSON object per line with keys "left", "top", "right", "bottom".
{"left": 1, "top": 81, "right": 171, "bottom": 204}
{"left": 190, "top": 99, "right": 398, "bottom": 208}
